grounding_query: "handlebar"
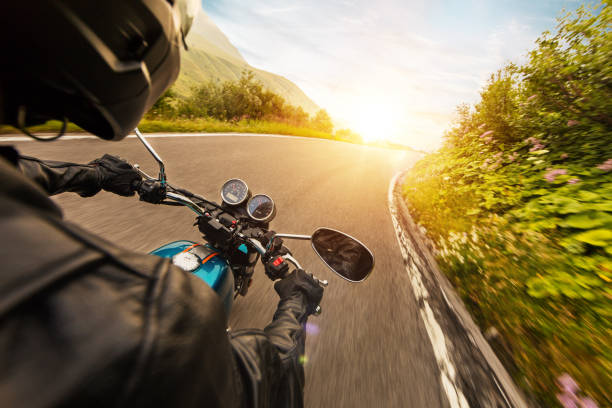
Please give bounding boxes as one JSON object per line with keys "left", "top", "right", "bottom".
{"left": 130, "top": 128, "right": 326, "bottom": 315}
{"left": 131, "top": 145, "right": 328, "bottom": 304}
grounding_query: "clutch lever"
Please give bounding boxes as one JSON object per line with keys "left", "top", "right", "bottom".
{"left": 133, "top": 164, "right": 157, "bottom": 181}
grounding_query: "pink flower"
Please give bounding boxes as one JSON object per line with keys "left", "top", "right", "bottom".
{"left": 494, "top": 152, "right": 503, "bottom": 159}
{"left": 484, "top": 136, "right": 493, "bottom": 143}
{"left": 526, "top": 94, "right": 538, "bottom": 102}
{"left": 556, "top": 374, "right": 598, "bottom": 408}
{"left": 557, "top": 393, "right": 578, "bottom": 408}
{"left": 490, "top": 159, "right": 503, "bottom": 170}
{"left": 478, "top": 123, "right": 486, "bottom": 130}
{"left": 479, "top": 130, "right": 494, "bottom": 139}
{"left": 561, "top": 153, "right": 569, "bottom": 159}
{"left": 580, "top": 398, "right": 598, "bottom": 408}
{"left": 568, "top": 178, "right": 580, "bottom": 184}
{"left": 544, "top": 168, "right": 567, "bottom": 183}
{"left": 596, "top": 159, "right": 612, "bottom": 172}
{"left": 508, "top": 152, "right": 519, "bottom": 162}
{"left": 567, "top": 120, "right": 579, "bottom": 127}
{"left": 526, "top": 137, "right": 545, "bottom": 151}
{"left": 558, "top": 373, "right": 579, "bottom": 393}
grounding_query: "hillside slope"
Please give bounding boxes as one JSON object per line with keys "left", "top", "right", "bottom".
{"left": 175, "top": 11, "right": 319, "bottom": 115}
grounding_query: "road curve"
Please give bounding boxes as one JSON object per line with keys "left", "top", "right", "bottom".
{"left": 6, "top": 133, "right": 468, "bottom": 407}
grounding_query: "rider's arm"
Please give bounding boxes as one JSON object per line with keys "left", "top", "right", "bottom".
{"left": 230, "top": 270, "right": 323, "bottom": 407}
{"left": 18, "top": 155, "right": 104, "bottom": 196}
{"left": 17, "top": 153, "right": 140, "bottom": 197}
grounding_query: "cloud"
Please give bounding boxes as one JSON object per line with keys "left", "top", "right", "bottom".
{"left": 204, "top": 0, "right": 574, "bottom": 150}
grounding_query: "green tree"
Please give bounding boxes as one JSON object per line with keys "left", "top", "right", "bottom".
{"left": 311, "top": 109, "right": 334, "bottom": 133}
{"left": 147, "top": 89, "right": 178, "bottom": 119}
{"left": 146, "top": 71, "right": 347, "bottom": 137}
{"left": 519, "top": 2, "right": 612, "bottom": 163}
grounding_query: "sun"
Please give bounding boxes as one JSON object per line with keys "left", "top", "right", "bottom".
{"left": 348, "top": 103, "right": 400, "bottom": 143}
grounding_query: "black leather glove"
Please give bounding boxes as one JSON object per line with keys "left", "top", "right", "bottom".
{"left": 89, "top": 154, "right": 142, "bottom": 197}
{"left": 274, "top": 269, "right": 324, "bottom": 315}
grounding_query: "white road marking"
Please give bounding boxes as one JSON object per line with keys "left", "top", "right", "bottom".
{"left": 0, "top": 133, "right": 413, "bottom": 153}
{"left": 0, "top": 132, "right": 320, "bottom": 142}
{"left": 0, "top": 135, "right": 98, "bottom": 142}
{"left": 388, "top": 171, "right": 470, "bottom": 408}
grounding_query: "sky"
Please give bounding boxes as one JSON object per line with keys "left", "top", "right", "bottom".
{"left": 202, "top": 0, "right": 584, "bottom": 151}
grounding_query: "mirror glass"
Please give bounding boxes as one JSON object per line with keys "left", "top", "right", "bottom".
{"left": 311, "top": 228, "right": 374, "bottom": 282}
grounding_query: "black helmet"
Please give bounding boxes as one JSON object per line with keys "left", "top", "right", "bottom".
{"left": 0, "top": 0, "right": 199, "bottom": 140}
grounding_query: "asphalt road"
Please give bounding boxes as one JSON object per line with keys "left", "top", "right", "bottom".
{"left": 6, "top": 134, "right": 463, "bottom": 407}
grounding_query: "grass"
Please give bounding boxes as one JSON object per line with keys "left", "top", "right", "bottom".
{"left": 0, "top": 118, "right": 335, "bottom": 140}
{"left": 0, "top": 121, "right": 84, "bottom": 134}
{"left": 138, "top": 117, "right": 335, "bottom": 140}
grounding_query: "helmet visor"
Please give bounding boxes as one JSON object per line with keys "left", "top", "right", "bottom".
{"left": 175, "top": 0, "right": 200, "bottom": 39}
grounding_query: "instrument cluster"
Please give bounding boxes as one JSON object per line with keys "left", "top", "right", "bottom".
{"left": 220, "top": 179, "right": 276, "bottom": 223}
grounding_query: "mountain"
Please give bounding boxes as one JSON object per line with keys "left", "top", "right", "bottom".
{"left": 174, "top": 11, "right": 319, "bottom": 115}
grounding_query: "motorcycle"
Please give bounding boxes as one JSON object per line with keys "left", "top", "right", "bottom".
{"left": 131, "top": 128, "right": 375, "bottom": 315}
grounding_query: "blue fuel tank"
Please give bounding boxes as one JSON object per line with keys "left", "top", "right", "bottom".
{"left": 150, "top": 240, "right": 234, "bottom": 314}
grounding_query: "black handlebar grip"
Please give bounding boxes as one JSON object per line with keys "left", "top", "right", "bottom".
{"left": 138, "top": 179, "right": 167, "bottom": 204}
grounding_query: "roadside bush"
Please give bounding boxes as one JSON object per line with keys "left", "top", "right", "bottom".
{"left": 403, "top": 3, "right": 612, "bottom": 406}
{"left": 146, "top": 70, "right": 336, "bottom": 136}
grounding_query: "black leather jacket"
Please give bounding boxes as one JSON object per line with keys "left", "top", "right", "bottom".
{"left": 0, "top": 147, "right": 310, "bottom": 408}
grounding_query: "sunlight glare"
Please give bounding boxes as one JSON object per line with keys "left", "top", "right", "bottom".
{"left": 348, "top": 101, "right": 402, "bottom": 143}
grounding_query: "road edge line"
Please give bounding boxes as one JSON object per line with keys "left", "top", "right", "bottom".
{"left": 0, "top": 133, "right": 320, "bottom": 142}
{"left": 388, "top": 170, "right": 530, "bottom": 408}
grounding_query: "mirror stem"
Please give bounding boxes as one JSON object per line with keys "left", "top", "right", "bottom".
{"left": 134, "top": 128, "right": 166, "bottom": 184}
{"left": 275, "top": 233, "right": 312, "bottom": 241}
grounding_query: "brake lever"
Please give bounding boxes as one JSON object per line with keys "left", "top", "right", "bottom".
{"left": 281, "top": 254, "right": 329, "bottom": 288}
{"left": 245, "top": 237, "right": 326, "bottom": 316}
{"left": 247, "top": 237, "right": 329, "bottom": 287}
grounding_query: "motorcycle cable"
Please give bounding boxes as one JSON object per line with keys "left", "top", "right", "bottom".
{"left": 166, "top": 184, "right": 225, "bottom": 213}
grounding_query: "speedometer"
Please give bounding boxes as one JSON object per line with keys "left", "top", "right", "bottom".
{"left": 221, "top": 179, "right": 250, "bottom": 205}
{"left": 247, "top": 194, "right": 276, "bottom": 222}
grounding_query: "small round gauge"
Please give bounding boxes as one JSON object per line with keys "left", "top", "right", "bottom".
{"left": 221, "top": 179, "right": 250, "bottom": 205}
{"left": 247, "top": 194, "right": 276, "bottom": 222}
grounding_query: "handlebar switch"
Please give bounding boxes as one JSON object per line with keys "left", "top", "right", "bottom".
{"left": 218, "top": 213, "right": 237, "bottom": 228}
{"left": 264, "top": 256, "right": 289, "bottom": 280}
{"left": 138, "top": 179, "right": 166, "bottom": 204}
{"left": 197, "top": 216, "right": 233, "bottom": 246}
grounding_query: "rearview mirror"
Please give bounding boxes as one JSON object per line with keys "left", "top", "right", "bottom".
{"left": 311, "top": 228, "right": 374, "bottom": 282}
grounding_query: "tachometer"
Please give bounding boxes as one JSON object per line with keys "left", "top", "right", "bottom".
{"left": 221, "top": 179, "right": 250, "bottom": 205}
{"left": 247, "top": 194, "right": 276, "bottom": 222}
